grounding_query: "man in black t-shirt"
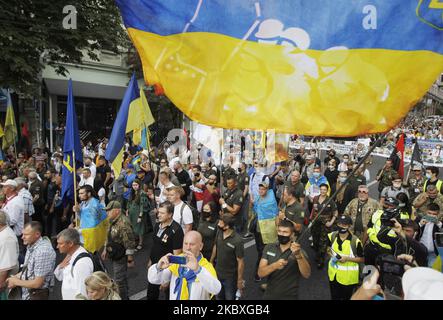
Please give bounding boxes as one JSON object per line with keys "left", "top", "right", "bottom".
{"left": 147, "top": 201, "right": 184, "bottom": 300}
{"left": 96, "top": 156, "right": 112, "bottom": 192}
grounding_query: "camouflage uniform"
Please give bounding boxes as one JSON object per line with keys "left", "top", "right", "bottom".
{"left": 412, "top": 192, "right": 443, "bottom": 219}
{"left": 377, "top": 167, "right": 398, "bottom": 193}
{"left": 106, "top": 213, "right": 136, "bottom": 300}
{"left": 344, "top": 198, "right": 381, "bottom": 240}
{"left": 406, "top": 175, "right": 426, "bottom": 202}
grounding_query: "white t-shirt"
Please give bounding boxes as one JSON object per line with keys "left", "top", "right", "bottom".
{"left": 173, "top": 201, "right": 193, "bottom": 232}
{"left": 84, "top": 163, "right": 97, "bottom": 179}
{"left": 54, "top": 246, "right": 94, "bottom": 300}
{"left": 79, "top": 176, "right": 94, "bottom": 188}
{"left": 3, "top": 195, "right": 25, "bottom": 236}
{"left": 0, "top": 226, "right": 19, "bottom": 273}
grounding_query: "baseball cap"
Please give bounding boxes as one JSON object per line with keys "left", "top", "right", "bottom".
{"left": 402, "top": 267, "right": 443, "bottom": 300}
{"left": 412, "top": 165, "right": 422, "bottom": 171}
{"left": 105, "top": 200, "right": 121, "bottom": 211}
{"left": 259, "top": 181, "right": 269, "bottom": 188}
{"left": 337, "top": 215, "right": 353, "bottom": 225}
{"left": 0, "top": 179, "right": 17, "bottom": 188}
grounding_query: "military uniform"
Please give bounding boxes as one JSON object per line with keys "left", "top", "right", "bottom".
{"left": 282, "top": 201, "right": 305, "bottom": 234}
{"left": 344, "top": 198, "right": 380, "bottom": 240}
{"left": 106, "top": 212, "right": 136, "bottom": 300}
{"left": 406, "top": 175, "right": 425, "bottom": 201}
{"left": 377, "top": 167, "right": 398, "bottom": 193}
{"left": 311, "top": 196, "right": 338, "bottom": 267}
{"left": 412, "top": 192, "right": 443, "bottom": 219}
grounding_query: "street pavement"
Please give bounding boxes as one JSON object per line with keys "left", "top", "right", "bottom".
{"left": 50, "top": 153, "right": 424, "bottom": 300}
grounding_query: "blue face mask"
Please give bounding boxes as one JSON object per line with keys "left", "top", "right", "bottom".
{"left": 313, "top": 172, "right": 320, "bottom": 178}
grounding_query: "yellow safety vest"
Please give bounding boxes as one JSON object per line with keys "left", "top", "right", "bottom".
{"left": 328, "top": 232, "right": 361, "bottom": 286}
{"left": 399, "top": 211, "right": 410, "bottom": 220}
{"left": 367, "top": 209, "right": 397, "bottom": 250}
{"left": 423, "top": 180, "right": 443, "bottom": 193}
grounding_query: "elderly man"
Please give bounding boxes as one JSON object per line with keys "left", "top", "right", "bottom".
{"left": 1, "top": 179, "right": 25, "bottom": 247}
{"left": 6, "top": 222, "right": 56, "bottom": 300}
{"left": 54, "top": 228, "right": 94, "bottom": 300}
{"left": 344, "top": 185, "right": 381, "bottom": 244}
{"left": 148, "top": 230, "right": 221, "bottom": 300}
{"left": 0, "top": 210, "right": 19, "bottom": 300}
{"left": 284, "top": 170, "right": 305, "bottom": 206}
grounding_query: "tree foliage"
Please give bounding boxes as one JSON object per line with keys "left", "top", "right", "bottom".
{"left": 0, "top": 0, "right": 130, "bottom": 96}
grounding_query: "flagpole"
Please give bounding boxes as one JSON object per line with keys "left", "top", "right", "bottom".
{"left": 72, "top": 149, "right": 79, "bottom": 227}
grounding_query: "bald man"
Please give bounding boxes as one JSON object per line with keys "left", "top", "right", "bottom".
{"left": 148, "top": 231, "right": 221, "bottom": 300}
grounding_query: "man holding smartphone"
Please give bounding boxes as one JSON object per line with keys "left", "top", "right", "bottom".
{"left": 417, "top": 203, "right": 442, "bottom": 267}
{"left": 148, "top": 230, "right": 221, "bottom": 300}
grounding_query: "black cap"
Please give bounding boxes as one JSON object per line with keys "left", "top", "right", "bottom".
{"left": 337, "top": 215, "right": 352, "bottom": 225}
{"left": 385, "top": 197, "right": 399, "bottom": 207}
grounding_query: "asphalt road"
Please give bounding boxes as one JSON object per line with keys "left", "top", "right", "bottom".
{"left": 50, "top": 152, "right": 430, "bottom": 300}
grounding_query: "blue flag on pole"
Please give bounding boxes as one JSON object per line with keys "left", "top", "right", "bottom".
{"left": 61, "top": 79, "right": 83, "bottom": 205}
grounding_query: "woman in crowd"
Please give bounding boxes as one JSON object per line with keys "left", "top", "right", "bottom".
{"left": 197, "top": 201, "right": 219, "bottom": 260}
{"left": 76, "top": 272, "right": 121, "bottom": 300}
{"left": 126, "top": 179, "right": 152, "bottom": 250}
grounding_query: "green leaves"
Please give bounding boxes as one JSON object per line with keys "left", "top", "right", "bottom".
{"left": 0, "top": 0, "right": 129, "bottom": 96}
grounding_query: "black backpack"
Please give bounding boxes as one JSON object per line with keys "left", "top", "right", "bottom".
{"left": 180, "top": 202, "right": 200, "bottom": 231}
{"left": 71, "top": 252, "right": 107, "bottom": 276}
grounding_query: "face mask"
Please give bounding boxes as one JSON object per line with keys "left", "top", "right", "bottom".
{"left": 424, "top": 215, "right": 438, "bottom": 224}
{"left": 338, "top": 228, "right": 348, "bottom": 234}
{"left": 202, "top": 210, "right": 211, "bottom": 218}
{"left": 398, "top": 203, "right": 406, "bottom": 208}
{"left": 343, "top": 159, "right": 349, "bottom": 163}
{"left": 313, "top": 172, "right": 320, "bottom": 178}
{"left": 328, "top": 166, "right": 335, "bottom": 170}
{"left": 278, "top": 235, "right": 291, "bottom": 245}
{"left": 426, "top": 173, "right": 432, "bottom": 179}
{"left": 339, "top": 177, "right": 347, "bottom": 183}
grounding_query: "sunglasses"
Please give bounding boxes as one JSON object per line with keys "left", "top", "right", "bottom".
{"left": 358, "top": 190, "right": 368, "bottom": 194}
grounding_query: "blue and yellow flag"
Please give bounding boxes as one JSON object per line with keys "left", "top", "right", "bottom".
{"left": 61, "top": 79, "right": 83, "bottom": 205}
{"left": 116, "top": 0, "right": 443, "bottom": 137}
{"left": 105, "top": 74, "right": 155, "bottom": 176}
{"left": 79, "top": 197, "right": 109, "bottom": 253}
{"left": 2, "top": 89, "right": 17, "bottom": 150}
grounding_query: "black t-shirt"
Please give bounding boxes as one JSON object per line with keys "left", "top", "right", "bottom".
{"left": 150, "top": 221, "right": 184, "bottom": 263}
{"left": 197, "top": 219, "right": 218, "bottom": 259}
{"left": 96, "top": 165, "right": 111, "bottom": 183}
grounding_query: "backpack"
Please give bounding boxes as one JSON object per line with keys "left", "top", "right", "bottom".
{"left": 71, "top": 252, "right": 107, "bottom": 277}
{"left": 180, "top": 202, "right": 200, "bottom": 231}
{"left": 330, "top": 231, "right": 359, "bottom": 257}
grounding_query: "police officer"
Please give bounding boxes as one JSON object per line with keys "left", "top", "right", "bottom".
{"left": 327, "top": 215, "right": 364, "bottom": 300}
{"left": 376, "top": 159, "right": 397, "bottom": 195}
{"left": 364, "top": 197, "right": 401, "bottom": 266}
{"left": 102, "top": 200, "right": 136, "bottom": 300}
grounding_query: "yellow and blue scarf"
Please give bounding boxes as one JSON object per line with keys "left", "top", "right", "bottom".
{"left": 169, "top": 255, "right": 217, "bottom": 300}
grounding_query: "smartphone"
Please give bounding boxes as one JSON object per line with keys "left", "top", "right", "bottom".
{"left": 435, "top": 232, "right": 443, "bottom": 247}
{"left": 168, "top": 255, "right": 187, "bottom": 265}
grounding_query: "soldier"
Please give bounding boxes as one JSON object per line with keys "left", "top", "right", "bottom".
{"left": 405, "top": 165, "right": 426, "bottom": 202}
{"left": 101, "top": 200, "right": 136, "bottom": 300}
{"left": 376, "top": 159, "right": 398, "bottom": 196}
{"left": 344, "top": 185, "right": 381, "bottom": 244}
{"left": 219, "top": 176, "right": 243, "bottom": 233}
{"left": 413, "top": 185, "right": 443, "bottom": 219}
{"left": 380, "top": 174, "right": 409, "bottom": 207}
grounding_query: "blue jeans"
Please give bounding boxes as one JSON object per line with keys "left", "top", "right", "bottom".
{"left": 217, "top": 278, "right": 237, "bottom": 300}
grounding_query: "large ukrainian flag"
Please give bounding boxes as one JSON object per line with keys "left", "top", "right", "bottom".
{"left": 105, "top": 74, "right": 154, "bottom": 176}
{"left": 116, "top": 0, "right": 443, "bottom": 137}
